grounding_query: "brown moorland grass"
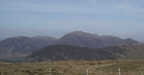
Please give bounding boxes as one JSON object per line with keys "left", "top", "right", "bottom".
{"left": 0, "top": 60, "right": 144, "bottom": 75}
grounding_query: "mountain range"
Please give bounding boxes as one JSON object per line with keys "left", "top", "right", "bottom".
{"left": 0, "top": 31, "right": 140, "bottom": 59}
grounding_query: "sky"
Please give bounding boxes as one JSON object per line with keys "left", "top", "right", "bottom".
{"left": 0, "top": 0, "right": 144, "bottom": 41}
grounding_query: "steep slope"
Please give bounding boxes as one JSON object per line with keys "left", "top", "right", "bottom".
{"left": 0, "top": 36, "right": 57, "bottom": 58}
{"left": 57, "top": 31, "right": 138, "bottom": 48}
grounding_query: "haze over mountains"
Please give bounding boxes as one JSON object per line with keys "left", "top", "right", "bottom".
{"left": 0, "top": 31, "right": 141, "bottom": 60}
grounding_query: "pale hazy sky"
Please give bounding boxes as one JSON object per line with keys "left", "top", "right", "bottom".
{"left": 0, "top": 0, "right": 144, "bottom": 41}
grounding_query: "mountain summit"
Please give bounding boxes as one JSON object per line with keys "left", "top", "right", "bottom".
{"left": 57, "top": 31, "right": 104, "bottom": 48}
{"left": 57, "top": 31, "right": 138, "bottom": 48}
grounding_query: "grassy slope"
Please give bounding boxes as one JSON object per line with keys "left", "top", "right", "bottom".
{"left": 0, "top": 60, "right": 144, "bottom": 75}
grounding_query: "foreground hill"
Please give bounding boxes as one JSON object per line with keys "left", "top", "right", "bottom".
{"left": 29, "top": 44, "right": 144, "bottom": 61}
{"left": 120, "top": 44, "right": 144, "bottom": 59}
{"left": 57, "top": 31, "right": 138, "bottom": 48}
{"left": 0, "top": 36, "right": 57, "bottom": 58}
{"left": 28, "top": 45, "right": 127, "bottom": 61}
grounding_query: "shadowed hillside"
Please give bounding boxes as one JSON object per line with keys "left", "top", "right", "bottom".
{"left": 28, "top": 44, "right": 144, "bottom": 61}
{"left": 28, "top": 45, "right": 126, "bottom": 61}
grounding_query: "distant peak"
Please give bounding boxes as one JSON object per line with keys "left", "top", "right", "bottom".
{"left": 66, "top": 31, "right": 98, "bottom": 36}
{"left": 60, "top": 31, "right": 99, "bottom": 40}
{"left": 70, "top": 31, "right": 86, "bottom": 34}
